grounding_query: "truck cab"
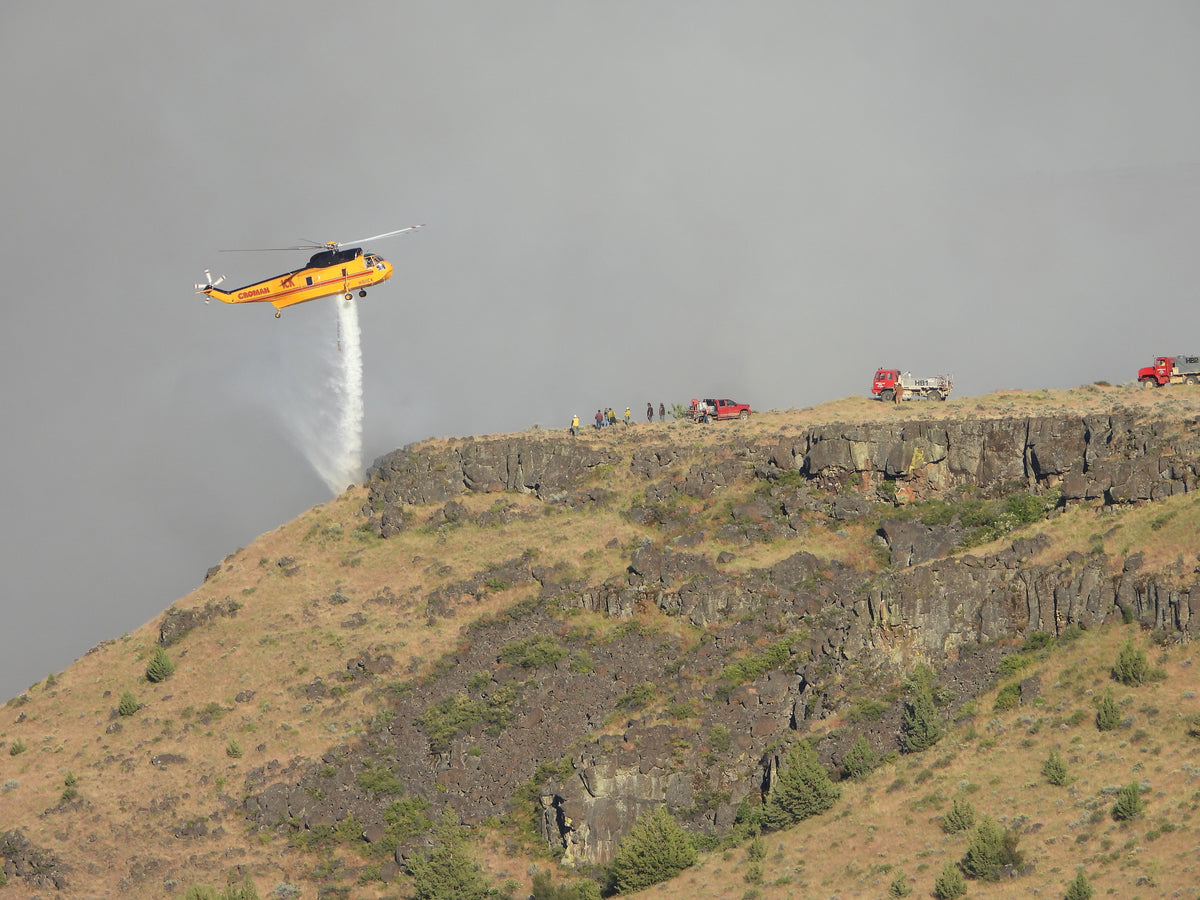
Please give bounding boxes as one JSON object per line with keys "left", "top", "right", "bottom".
{"left": 872, "top": 369, "right": 901, "bottom": 398}
{"left": 690, "top": 398, "right": 751, "bottom": 422}
{"left": 1138, "top": 357, "right": 1176, "bottom": 387}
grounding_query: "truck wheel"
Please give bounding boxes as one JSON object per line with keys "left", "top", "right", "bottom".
{"left": 1187, "top": 376, "right": 1198, "bottom": 385}
{"left": 928, "top": 389, "right": 943, "bottom": 402}
{"left": 738, "top": 410, "right": 749, "bottom": 420}
{"left": 879, "top": 389, "right": 894, "bottom": 403}
{"left": 1141, "top": 379, "right": 1156, "bottom": 389}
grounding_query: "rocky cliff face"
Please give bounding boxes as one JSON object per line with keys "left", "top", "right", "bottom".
{"left": 242, "top": 411, "right": 1200, "bottom": 868}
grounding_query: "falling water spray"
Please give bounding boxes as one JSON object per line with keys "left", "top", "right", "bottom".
{"left": 279, "top": 296, "right": 366, "bottom": 495}
{"left": 328, "top": 296, "right": 365, "bottom": 491}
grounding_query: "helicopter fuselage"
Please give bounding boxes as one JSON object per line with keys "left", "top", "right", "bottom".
{"left": 197, "top": 247, "right": 394, "bottom": 314}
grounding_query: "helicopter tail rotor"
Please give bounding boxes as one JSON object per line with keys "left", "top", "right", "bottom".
{"left": 194, "top": 269, "right": 227, "bottom": 292}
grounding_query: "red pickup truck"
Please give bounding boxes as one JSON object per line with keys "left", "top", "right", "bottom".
{"left": 689, "top": 398, "right": 751, "bottom": 423}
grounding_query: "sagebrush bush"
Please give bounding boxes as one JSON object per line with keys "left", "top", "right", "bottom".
{"left": 145, "top": 649, "right": 176, "bottom": 683}
{"left": 608, "top": 806, "right": 697, "bottom": 894}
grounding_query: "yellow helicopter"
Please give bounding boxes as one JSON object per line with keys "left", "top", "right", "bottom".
{"left": 194, "top": 226, "right": 423, "bottom": 317}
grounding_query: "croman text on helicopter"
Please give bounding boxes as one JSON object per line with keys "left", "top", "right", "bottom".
{"left": 193, "top": 226, "right": 423, "bottom": 317}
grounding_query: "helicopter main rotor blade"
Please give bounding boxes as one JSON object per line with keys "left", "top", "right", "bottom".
{"left": 334, "top": 225, "right": 424, "bottom": 248}
{"left": 218, "top": 246, "right": 320, "bottom": 252}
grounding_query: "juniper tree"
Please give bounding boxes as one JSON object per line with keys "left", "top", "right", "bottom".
{"left": 933, "top": 861, "right": 966, "bottom": 899}
{"left": 841, "top": 734, "right": 880, "bottom": 779}
{"left": 761, "top": 741, "right": 840, "bottom": 831}
{"left": 941, "top": 797, "right": 976, "bottom": 834}
{"left": 1064, "top": 868, "right": 1094, "bottom": 900}
{"left": 1095, "top": 690, "right": 1120, "bottom": 731}
{"left": 902, "top": 667, "right": 944, "bottom": 753}
{"left": 608, "top": 806, "right": 697, "bottom": 894}
{"left": 1042, "top": 749, "right": 1069, "bottom": 786}
{"left": 145, "top": 649, "right": 175, "bottom": 683}
{"left": 1111, "top": 640, "right": 1149, "bottom": 686}
{"left": 1111, "top": 783, "right": 1145, "bottom": 821}
{"left": 961, "top": 817, "right": 1023, "bottom": 881}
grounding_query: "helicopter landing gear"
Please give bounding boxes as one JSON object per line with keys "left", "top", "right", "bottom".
{"left": 275, "top": 311, "right": 281, "bottom": 318}
{"left": 344, "top": 292, "right": 353, "bottom": 301}
{"left": 358, "top": 289, "right": 367, "bottom": 298}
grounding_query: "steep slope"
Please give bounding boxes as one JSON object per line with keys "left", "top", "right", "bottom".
{"left": 2, "top": 384, "right": 1200, "bottom": 898}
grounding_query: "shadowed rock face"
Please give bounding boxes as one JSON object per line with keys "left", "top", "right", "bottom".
{"left": 240, "top": 412, "right": 1200, "bottom": 868}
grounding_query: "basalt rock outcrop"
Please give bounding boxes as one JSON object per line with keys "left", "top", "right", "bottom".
{"left": 367, "top": 413, "right": 1200, "bottom": 521}
{"left": 247, "top": 410, "right": 1200, "bottom": 869}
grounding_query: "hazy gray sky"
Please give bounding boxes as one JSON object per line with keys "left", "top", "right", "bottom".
{"left": 2, "top": 2, "right": 1199, "bottom": 700}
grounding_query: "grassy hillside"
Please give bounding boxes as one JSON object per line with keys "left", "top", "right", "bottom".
{"left": 3, "top": 383, "right": 1200, "bottom": 899}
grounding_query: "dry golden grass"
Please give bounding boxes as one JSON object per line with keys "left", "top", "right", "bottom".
{"left": 637, "top": 624, "right": 1200, "bottom": 900}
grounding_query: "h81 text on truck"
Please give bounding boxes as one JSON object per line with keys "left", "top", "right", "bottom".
{"left": 1137, "top": 355, "right": 1200, "bottom": 387}
{"left": 871, "top": 369, "right": 953, "bottom": 402}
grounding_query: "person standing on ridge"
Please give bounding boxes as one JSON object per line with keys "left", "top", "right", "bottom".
{"left": 659, "top": 402, "right": 665, "bottom": 422}
{"left": 595, "top": 409, "right": 604, "bottom": 429}
{"left": 570, "top": 414, "right": 580, "bottom": 436}
{"left": 646, "top": 402, "right": 654, "bottom": 422}
{"left": 623, "top": 407, "right": 632, "bottom": 427}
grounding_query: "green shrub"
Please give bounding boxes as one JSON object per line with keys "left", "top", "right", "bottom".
{"left": 941, "top": 797, "right": 975, "bottom": 834}
{"left": 708, "top": 724, "right": 732, "bottom": 753}
{"left": 994, "top": 682, "right": 1021, "bottom": 711}
{"left": 933, "top": 861, "right": 967, "bottom": 899}
{"left": 1112, "top": 640, "right": 1149, "bottom": 686}
{"left": 887, "top": 872, "right": 912, "bottom": 897}
{"left": 118, "top": 691, "right": 139, "bottom": 716}
{"left": 530, "top": 870, "right": 601, "bottom": 900}
{"left": 145, "top": 649, "right": 176, "bottom": 683}
{"left": 901, "top": 667, "right": 944, "bottom": 753}
{"left": 61, "top": 771, "right": 78, "bottom": 803}
{"left": 761, "top": 742, "right": 840, "bottom": 830}
{"left": 225, "top": 740, "right": 243, "bottom": 759}
{"left": 722, "top": 639, "right": 795, "bottom": 685}
{"left": 1022, "top": 631, "right": 1055, "bottom": 651}
{"left": 1095, "top": 690, "right": 1121, "bottom": 731}
{"left": 9, "top": 739, "right": 27, "bottom": 756}
{"left": 356, "top": 765, "right": 405, "bottom": 795}
{"left": 608, "top": 806, "right": 697, "bottom": 893}
{"left": 1042, "top": 749, "right": 1069, "bottom": 786}
{"left": 1111, "top": 783, "right": 1145, "bottom": 821}
{"left": 497, "top": 636, "right": 567, "bottom": 669}
{"left": 616, "top": 682, "right": 657, "bottom": 712}
{"left": 407, "top": 837, "right": 496, "bottom": 900}
{"left": 961, "top": 817, "right": 1023, "bottom": 881}
{"left": 1064, "top": 868, "right": 1094, "bottom": 900}
{"left": 841, "top": 735, "right": 880, "bottom": 779}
